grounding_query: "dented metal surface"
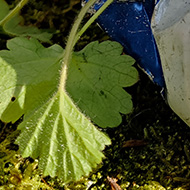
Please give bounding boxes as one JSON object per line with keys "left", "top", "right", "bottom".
{"left": 152, "top": 1, "right": 190, "bottom": 126}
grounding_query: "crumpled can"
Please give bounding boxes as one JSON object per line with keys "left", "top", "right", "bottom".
{"left": 152, "top": 0, "right": 190, "bottom": 126}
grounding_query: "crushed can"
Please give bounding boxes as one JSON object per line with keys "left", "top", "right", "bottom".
{"left": 152, "top": 0, "right": 190, "bottom": 126}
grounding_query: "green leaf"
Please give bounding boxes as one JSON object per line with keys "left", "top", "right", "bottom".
{"left": 16, "top": 90, "right": 110, "bottom": 182}
{"left": 0, "top": 37, "right": 111, "bottom": 182}
{"left": 66, "top": 41, "right": 138, "bottom": 127}
{"left": 3, "top": 14, "right": 53, "bottom": 42}
{"left": 0, "top": 0, "right": 53, "bottom": 42}
{"left": 0, "top": 37, "right": 62, "bottom": 123}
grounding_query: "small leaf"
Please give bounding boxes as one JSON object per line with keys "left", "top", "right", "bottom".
{"left": 66, "top": 41, "right": 138, "bottom": 127}
{"left": 0, "top": 0, "right": 53, "bottom": 42}
{"left": 3, "top": 14, "right": 53, "bottom": 42}
{"left": 16, "top": 90, "right": 110, "bottom": 182}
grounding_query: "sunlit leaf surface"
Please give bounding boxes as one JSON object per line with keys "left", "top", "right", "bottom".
{"left": 16, "top": 90, "right": 110, "bottom": 182}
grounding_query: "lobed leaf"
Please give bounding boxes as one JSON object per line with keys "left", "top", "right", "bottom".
{"left": 66, "top": 41, "right": 138, "bottom": 127}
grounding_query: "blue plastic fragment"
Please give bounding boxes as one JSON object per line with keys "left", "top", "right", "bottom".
{"left": 83, "top": 0, "right": 165, "bottom": 87}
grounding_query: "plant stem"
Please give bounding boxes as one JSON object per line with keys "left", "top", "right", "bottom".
{"left": 59, "top": 0, "right": 98, "bottom": 90}
{"left": 0, "top": 0, "right": 29, "bottom": 26}
{"left": 59, "top": 0, "right": 113, "bottom": 91}
{"left": 74, "top": 0, "right": 114, "bottom": 45}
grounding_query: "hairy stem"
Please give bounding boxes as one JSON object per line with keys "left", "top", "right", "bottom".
{"left": 59, "top": 0, "right": 98, "bottom": 90}
{"left": 59, "top": 0, "right": 113, "bottom": 91}
{"left": 74, "top": 0, "right": 114, "bottom": 45}
{"left": 0, "top": 0, "right": 29, "bottom": 26}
